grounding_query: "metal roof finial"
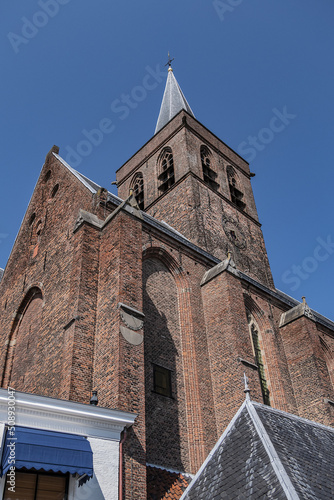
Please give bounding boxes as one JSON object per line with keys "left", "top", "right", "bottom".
{"left": 165, "top": 51, "right": 174, "bottom": 72}
{"left": 244, "top": 373, "right": 251, "bottom": 400}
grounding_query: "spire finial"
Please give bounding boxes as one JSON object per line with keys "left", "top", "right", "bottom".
{"left": 244, "top": 373, "right": 251, "bottom": 400}
{"left": 165, "top": 51, "right": 174, "bottom": 72}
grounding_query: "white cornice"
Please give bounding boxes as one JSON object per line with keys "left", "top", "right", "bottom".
{"left": 0, "top": 389, "right": 136, "bottom": 441}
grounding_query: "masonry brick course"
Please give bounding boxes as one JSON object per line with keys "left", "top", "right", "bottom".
{"left": 1, "top": 108, "right": 334, "bottom": 500}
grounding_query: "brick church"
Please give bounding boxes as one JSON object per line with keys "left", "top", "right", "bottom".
{"left": 0, "top": 63, "right": 334, "bottom": 499}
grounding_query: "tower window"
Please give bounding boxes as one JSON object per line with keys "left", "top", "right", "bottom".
{"left": 226, "top": 166, "right": 246, "bottom": 210}
{"left": 158, "top": 147, "right": 175, "bottom": 193}
{"left": 131, "top": 172, "right": 144, "bottom": 210}
{"left": 201, "top": 145, "right": 219, "bottom": 190}
{"left": 153, "top": 364, "right": 172, "bottom": 397}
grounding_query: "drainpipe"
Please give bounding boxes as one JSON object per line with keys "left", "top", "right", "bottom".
{"left": 119, "top": 428, "right": 127, "bottom": 500}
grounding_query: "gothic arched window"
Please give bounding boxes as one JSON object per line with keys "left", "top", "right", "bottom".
{"left": 3, "top": 287, "right": 44, "bottom": 390}
{"left": 247, "top": 312, "right": 270, "bottom": 405}
{"left": 226, "top": 165, "right": 246, "bottom": 210}
{"left": 158, "top": 147, "right": 175, "bottom": 193}
{"left": 201, "top": 145, "right": 219, "bottom": 190}
{"left": 131, "top": 172, "right": 144, "bottom": 210}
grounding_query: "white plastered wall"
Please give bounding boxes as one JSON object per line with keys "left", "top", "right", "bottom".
{"left": 68, "top": 438, "right": 119, "bottom": 500}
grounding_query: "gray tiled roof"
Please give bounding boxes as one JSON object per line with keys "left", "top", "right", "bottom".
{"left": 0, "top": 268, "right": 3, "bottom": 282}
{"left": 155, "top": 69, "right": 195, "bottom": 134}
{"left": 181, "top": 400, "right": 334, "bottom": 500}
{"left": 257, "top": 405, "right": 334, "bottom": 499}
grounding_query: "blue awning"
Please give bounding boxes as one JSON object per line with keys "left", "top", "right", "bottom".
{"left": 1, "top": 426, "right": 93, "bottom": 477}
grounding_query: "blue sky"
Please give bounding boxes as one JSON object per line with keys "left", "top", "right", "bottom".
{"left": 1, "top": 0, "right": 333, "bottom": 320}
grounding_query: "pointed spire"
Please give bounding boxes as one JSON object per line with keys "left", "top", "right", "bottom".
{"left": 155, "top": 56, "right": 195, "bottom": 134}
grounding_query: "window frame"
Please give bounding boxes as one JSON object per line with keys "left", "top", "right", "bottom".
{"left": 246, "top": 313, "right": 270, "bottom": 406}
{"left": 2, "top": 469, "right": 69, "bottom": 500}
{"left": 200, "top": 145, "right": 219, "bottom": 191}
{"left": 152, "top": 364, "right": 173, "bottom": 398}
{"left": 157, "top": 147, "right": 175, "bottom": 194}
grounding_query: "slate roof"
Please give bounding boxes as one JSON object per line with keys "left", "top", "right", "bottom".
{"left": 147, "top": 465, "right": 190, "bottom": 500}
{"left": 181, "top": 399, "right": 334, "bottom": 500}
{"left": 155, "top": 68, "right": 195, "bottom": 134}
{"left": 0, "top": 268, "right": 3, "bottom": 282}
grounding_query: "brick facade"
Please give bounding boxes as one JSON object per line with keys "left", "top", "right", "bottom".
{"left": 1, "top": 109, "right": 334, "bottom": 499}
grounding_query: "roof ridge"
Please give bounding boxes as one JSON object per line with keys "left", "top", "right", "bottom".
{"left": 252, "top": 401, "right": 334, "bottom": 434}
{"left": 246, "top": 400, "right": 299, "bottom": 500}
{"left": 179, "top": 401, "right": 248, "bottom": 499}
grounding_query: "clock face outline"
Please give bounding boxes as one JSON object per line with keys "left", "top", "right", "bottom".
{"left": 222, "top": 215, "right": 247, "bottom": 250}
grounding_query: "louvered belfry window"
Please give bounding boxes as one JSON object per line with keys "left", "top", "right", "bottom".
{"left": 158, "top": 147, "right": 175, "bottom": 193}
{"left": 132, "top": 172, "right": 144, "bottom": 210}
{"left": 226, "top": 165, "right": 246, "bottom": 210}
{"left": 201, "top": 145, "right": 219, "bottom": 190}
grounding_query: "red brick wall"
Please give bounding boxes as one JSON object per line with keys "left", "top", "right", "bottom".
{"left": 93, "top": 211, "right": 147, "bottom": 499}
{"left": 243, "top": 292, "right": 298, "bottom": 415}
{"left": 143, "top": 256, "right": 190, "bottom": 470}
{"left": 201, "top": 269, "right": 266, "bottom": 434}
{"left": 116, "top": 113, "right": 274, "bottom": 289}
{"left": 280, "top": 316, "right": 334, "bottom": 426}
{"left": 0, "top": 154, "right": 98, "bottom": 399}
{"left": 3, "top": 288, "right": 43, "bottom": 391}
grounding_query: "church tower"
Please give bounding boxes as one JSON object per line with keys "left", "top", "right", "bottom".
{"left": 116, "top": 64, "right": 274, "bottom": 288}
{"left": 1, "top": 58, "right": 334, "bottom": 500}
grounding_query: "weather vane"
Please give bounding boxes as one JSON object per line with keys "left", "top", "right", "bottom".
{"left": 165, "top": 51, "right": 174, "bottom": 69}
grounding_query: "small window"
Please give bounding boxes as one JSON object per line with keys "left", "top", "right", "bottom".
{"left": 3, "top": 470, "right": 68, "bottom": 500}
{"left": 51, "top": 183, "right": 59, "bottom": 198}
{"left": 158, "top": 147, "right": 175, "bottom": 193}
{"left": 153, "top": 364, "right": 172, "bottom": 397}
{"left": 226, "top": 166, "right": 246, "bottom": 210}
{"left": 201, "top": 145, "right": 219, "bottom": 190}
{"left": 131, "top": 172, "right": 144, "bottom": 210}
{"left": 28, "top": 213, "right": 36, "bottom": 227}
{"left": 44, "top": 169, "right": 51, "bottom": 183}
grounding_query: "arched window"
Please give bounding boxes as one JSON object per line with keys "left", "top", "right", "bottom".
{"left": 247, "top": 312, "right": 270, "bottom": 405}
{"left": 131, "top": 172, "right": 144, "bottom": 210}
{"left": 226, "top": 166, "right": 246, "bottom": 210}
{"left": 200, "top": 145, "right": 219, "bottom": 190}
{"left": 319, "top": 336, "right": 334, "bottom": 389}
{"left": 2, "top": 287, "right": 43, "bottom": 390}
{"left": 158, "top": 147, "right": 175, "bottom": 193}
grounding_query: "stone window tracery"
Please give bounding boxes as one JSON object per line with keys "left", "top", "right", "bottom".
{"left": 247, "top": 312, "right": 270, "bottom": 406}
{"left": 158, "top": 147, "right": 175, "bottom": 193}
{"left": 131, "top": 172, "right": 144, "bottom": 210}
{"left": 226, "top": 165, "right": 246, "bottom": 210}
{"left": 200, "top": 145, "right": 219, "bottom": 190}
